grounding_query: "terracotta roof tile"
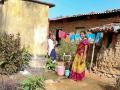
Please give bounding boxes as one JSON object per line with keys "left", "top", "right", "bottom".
{"left": 88, "top": 23, "right": 120, "bottom": 32}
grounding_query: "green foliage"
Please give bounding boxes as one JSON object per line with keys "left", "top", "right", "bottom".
{"left": 20, "top": 76, "right": 45, "bottom": 90}
{"left": 21, "top": 48, "right": 31, "bottom": 70}
{"left": 57, "top": 40, "right": 77, "bottom": 60}
{"left": 45, "top": 58, "right": 56, "bottom": 71}
{"left": 0, "top": 31, "right": 31, "bottom": 75}
{"left": 86, "top": 60, "right": 91, "bottom": 69}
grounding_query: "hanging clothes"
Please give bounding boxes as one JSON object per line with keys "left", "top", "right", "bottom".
{"left": 59, "top": 30, "right": 67, "bottom": 38}
{"left": 75, "top": 33, "right": 81, "bottom": 44}
{"left": 75, "top": 33, "right": 81, "bottom": 41}
{"left": 69, "top": 33, "right": 75, "bottom": 42}
{"left": 63, "top": 35, "right": 70, "bottom": 43}
{"left": 64, "top": 32, "right": 67, "bottom": 38}
{"left": 86, "top": 34, "right": 90, "bottom": 39}
{"left": 58, "top": 30, "right": 62, "bottom": 38}
{"left": 91, "top": 34, "right": 95, "bottom": 43}
{"left": 86, "top": 33, "right": 95, "bottom": 44}
{"left": 95, "top": 32, "right": 102, "bottom": 44}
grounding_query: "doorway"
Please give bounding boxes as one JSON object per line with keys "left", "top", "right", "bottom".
{"left": 56, "top": 29, "right": 62, "bottom": 45}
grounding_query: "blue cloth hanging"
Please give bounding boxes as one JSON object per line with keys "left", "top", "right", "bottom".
{"left": 86, "top": 34, "right": 90, "bottom": 39}
{"left": 75, "top": 34, "right": 81, "bottom": 41}
{"left": 95, "top": 32, "right": 102, "bottom": 43}
{"left": 86, "top": 33, "right": 95, "bottom": 43}
{"left": 69, "top": 34, "right": 75, "bottom": 42}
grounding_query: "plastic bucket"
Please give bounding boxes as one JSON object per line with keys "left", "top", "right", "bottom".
{"left": 57, "top": 66, "right": 65, "bottom": 76}
{"left": 65, "top": 69, "right": 70, "bottom": 77}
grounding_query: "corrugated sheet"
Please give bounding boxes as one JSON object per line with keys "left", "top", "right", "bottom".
{"left": 50, "top": 9, "right": 120, "bottom": 21}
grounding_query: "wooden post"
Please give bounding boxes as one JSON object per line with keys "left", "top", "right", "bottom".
{"left": 90, "top": 33, "right": 96, "bottom": 72}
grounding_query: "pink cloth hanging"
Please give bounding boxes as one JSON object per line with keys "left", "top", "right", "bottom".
{"left": 59, "top": 30, "right": 67, "bottom": 38}
{"left": 58, "top": 30, "right": 62, "bottom": 38}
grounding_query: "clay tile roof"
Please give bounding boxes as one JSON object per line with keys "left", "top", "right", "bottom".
{"left": 88, "top": 23, "right": 120, "bottom": 32}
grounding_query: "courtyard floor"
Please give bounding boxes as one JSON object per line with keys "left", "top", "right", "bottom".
{"left": 0, "top": 70, "right": 116, "bottom": 90}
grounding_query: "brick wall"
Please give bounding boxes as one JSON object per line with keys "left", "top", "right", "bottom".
{"left": 50, "top": 16, "right": 120, "bottom": 33}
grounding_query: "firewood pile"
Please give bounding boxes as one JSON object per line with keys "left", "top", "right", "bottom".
{"left": 93, "top": 34, "right": 120, "bottom": 78}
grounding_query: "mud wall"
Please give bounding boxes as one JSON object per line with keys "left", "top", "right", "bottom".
{"left": 1, "top": 0, "right": 49, "bottom": 55}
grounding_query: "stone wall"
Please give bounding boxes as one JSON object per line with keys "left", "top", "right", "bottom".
{"left": 116, "top": 77, "right": 120, "bottom": 90}
{"left": 94, "top": 34, "right": 120, "bottom": 78}
{"left": 1, "top": 0, "right": 49, "bottom": 55}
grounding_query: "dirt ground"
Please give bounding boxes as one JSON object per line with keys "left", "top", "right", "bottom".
{"left": 45, "top": 79, "right": 115, "bottom": 90}
{"left": 44, "top": 71, "right": 116, "bottom": 90}
{"left": 0, "top": 70, "right": 116, "bottom": 90}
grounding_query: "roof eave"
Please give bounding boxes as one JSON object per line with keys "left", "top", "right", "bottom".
{"left": 23, "top": 0, "right": 55, "bottom": 8}
{"left": 0, "top": 0, "right": 55, "bottom": 8}
{"left": 50, "top": 9, "right": 120, "bottom": 21}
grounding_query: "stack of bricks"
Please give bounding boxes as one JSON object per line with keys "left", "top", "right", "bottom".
{"left": 93, "top": 34, "right": 120, "bottom": 78}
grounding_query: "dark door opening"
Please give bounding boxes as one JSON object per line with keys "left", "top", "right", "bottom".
{"left": 56, "top": 29, "right": 62, "bottom": 45}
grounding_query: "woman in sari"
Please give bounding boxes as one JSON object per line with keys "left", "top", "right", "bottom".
{"left": 70, "top": 32, "right": 89, "bottom": 81}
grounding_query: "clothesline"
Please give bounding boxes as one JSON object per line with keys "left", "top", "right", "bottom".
{"left": 58, "top": 30, "right": 103, "bottom": 44}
